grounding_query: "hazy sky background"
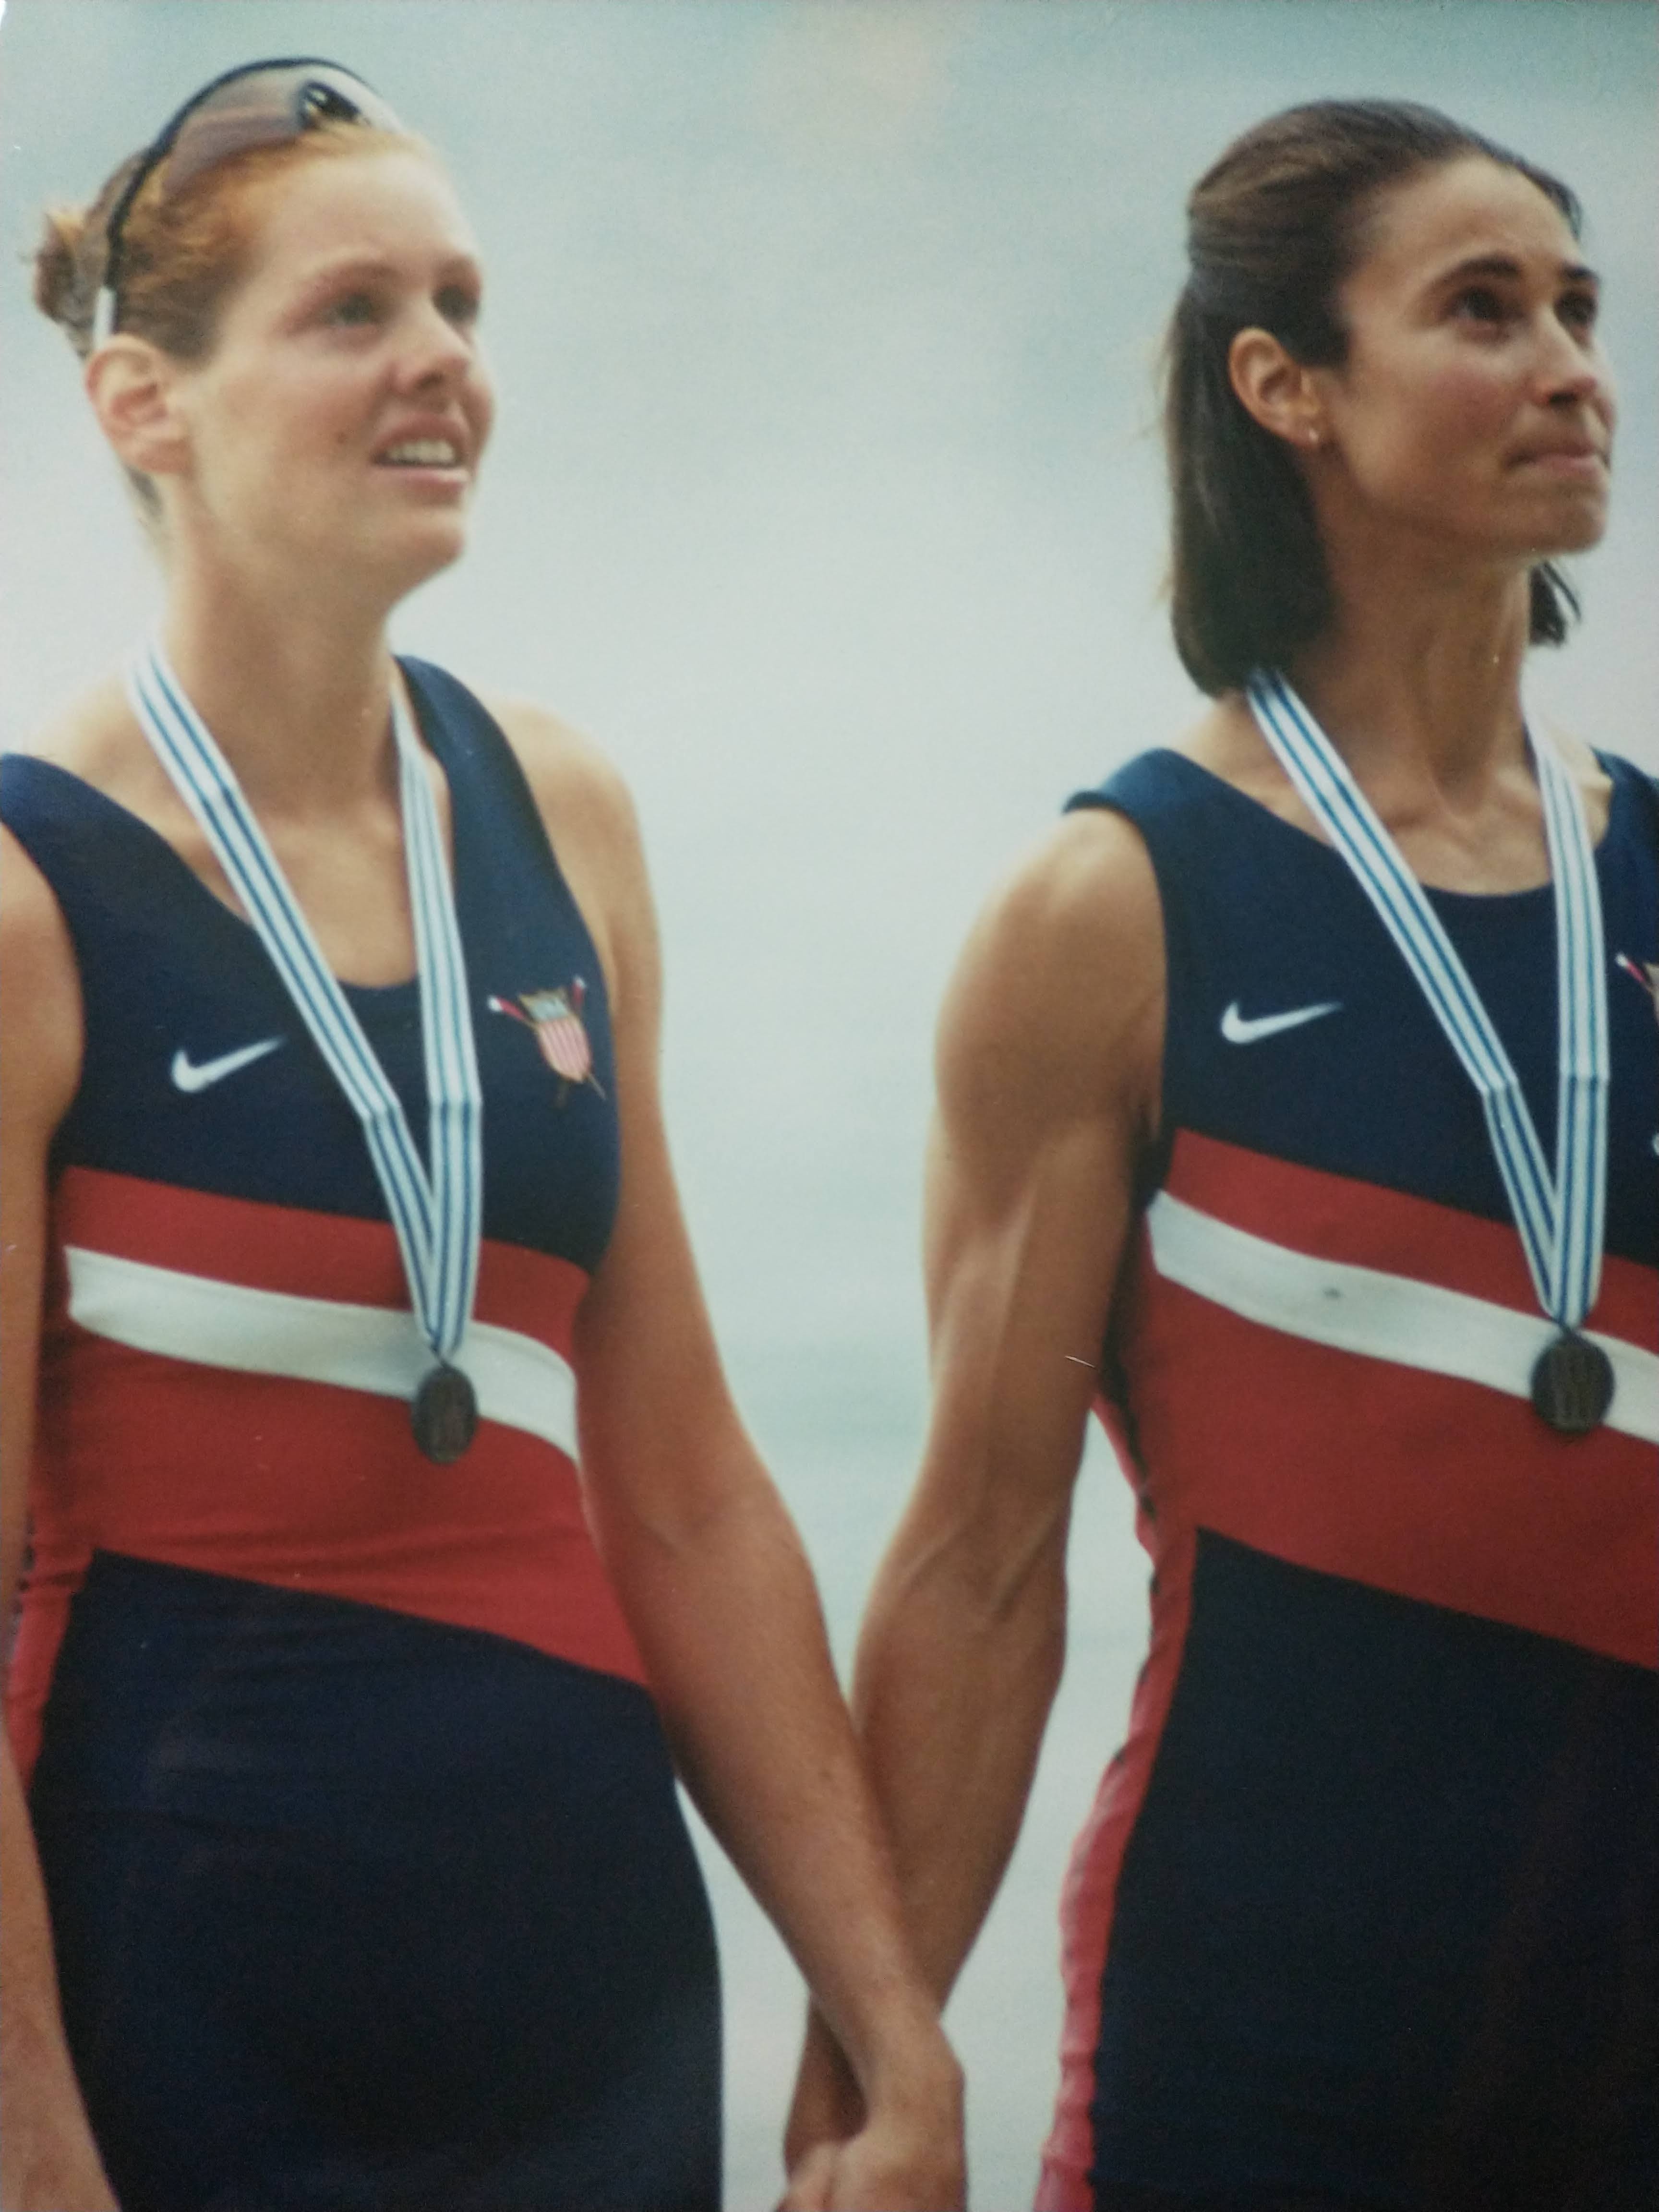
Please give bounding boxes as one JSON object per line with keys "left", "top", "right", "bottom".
{"left": 2, "top": 3, "right": 1654, "bottom": 2203}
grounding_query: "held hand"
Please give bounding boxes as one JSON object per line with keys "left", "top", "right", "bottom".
{"left": 780, "top": 2109, "right": 964, "bottom": 2212}
{"left": 784, "top": 2004, "right": 865, "bottom": 2172}
{"left": 780, "top": 2024, "right": 964, "bottom": 2212}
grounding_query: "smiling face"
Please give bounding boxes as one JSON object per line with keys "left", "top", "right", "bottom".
{"left": 164, "top": 146, "right": 495, "bottom": 605}
{"left": 1309, "top": 156, "right": 1616, "bottom": 572}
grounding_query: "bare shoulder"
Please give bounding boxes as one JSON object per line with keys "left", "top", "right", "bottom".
{"left": 1175, "top": 693, "right": 1302, "bottom": 820}
{"left": 1529, "top": 711, "right": 1619, "bottom": 818}
{"left": 481, "top": 692, "right": 642, "bottom": 865}
{"left": 0, "top": 824, "right": 84, "bottom": 1131}
{"left": 940, "top": 803, "right": 1164, "bottom": 1145}
{"left": 960, "top": 805, "right": 1162, "bottom": 990}
{"left": 479, "top": 692, "right": 655, "bottom": 1016}
{"left": 1, "top": 822, "right": 72, "bottom": 951}
{"left": 13, "top": 678, "right": 144, "bottom": 792}
{"left": 4, "top": 677, "right": 139, "bottom": 1124}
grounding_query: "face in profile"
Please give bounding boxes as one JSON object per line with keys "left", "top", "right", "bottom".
{"left": 1313, "top": 155, "right": 1616, "bottom": 568}
{"left": 164, "top": 147, "right": 495, "bottom": 596}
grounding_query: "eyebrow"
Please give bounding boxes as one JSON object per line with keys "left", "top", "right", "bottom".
{"left": 297, "top": 250, "right": 482, "bottom": 289}
{"left": 1433, "top": 252, "right": 1599, "bottom": 290}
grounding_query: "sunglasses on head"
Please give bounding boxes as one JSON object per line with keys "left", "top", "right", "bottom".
{"left": 93, "top": 57, "right": 405, "bottom": 346}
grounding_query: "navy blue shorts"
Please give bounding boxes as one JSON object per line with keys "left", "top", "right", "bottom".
{"left": 31, "top": 1552, "right": 721, "bottom": 2212}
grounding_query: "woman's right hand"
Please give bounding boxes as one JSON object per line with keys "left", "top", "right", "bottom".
{"left": 784, "top": 2003, "right": 866, "bottom": 2172}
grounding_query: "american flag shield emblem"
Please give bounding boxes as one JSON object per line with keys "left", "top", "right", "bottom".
{"left": 487, "top": 980, "right": 605, "bottom": 1099}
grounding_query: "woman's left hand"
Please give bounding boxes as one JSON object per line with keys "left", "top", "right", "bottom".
{"left": 780, "top": 2027, "right": 964, "bottom": 2211}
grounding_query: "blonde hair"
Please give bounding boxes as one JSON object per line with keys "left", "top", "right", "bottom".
{"left": 35, "top": 122, "right": 428, "bottom": 522}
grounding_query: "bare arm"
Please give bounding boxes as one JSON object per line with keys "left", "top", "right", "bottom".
{"left": 496, "top": 707, "right": 963, "bottom": 2212}
{"left": 0, "top": 827, "right": 117, "bottom": 2212}
{"left": 790, "top": 806, "right": 1164, "bottom": 2144}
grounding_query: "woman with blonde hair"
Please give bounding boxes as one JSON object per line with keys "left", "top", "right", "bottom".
{"left": 0, "top": 59, "right": 962, "bottom": 2212}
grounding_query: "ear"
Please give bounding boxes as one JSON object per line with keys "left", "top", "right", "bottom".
{"left": 1228, "top": 326, "right": 1328, "bottom": 454}
{"left": 84, "top": 337, "right": 193, "bottom": 479}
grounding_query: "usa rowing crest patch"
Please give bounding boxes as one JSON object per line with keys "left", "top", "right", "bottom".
{"left": 488, "top": 980, "right": 606, "bottom": 1102}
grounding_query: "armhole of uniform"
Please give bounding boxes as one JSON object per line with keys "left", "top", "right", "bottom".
{"left": 1064, "top": 778, "right": 1180, "bottom": 1206}
{"left": 397, "top": 658, "right": 612, "bottom": 997}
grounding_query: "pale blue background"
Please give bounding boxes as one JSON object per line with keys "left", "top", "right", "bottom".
{"left": 3, "top": 3, "right": 1654, "bottom": 2203}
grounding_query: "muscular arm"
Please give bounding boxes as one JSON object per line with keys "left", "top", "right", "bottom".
{"left": 862, "top": 809, "right": 1161, "bottom": 1983}
{"left": 0, "top": 827, "right": 117, "bottom": 2212}
{"left": 492, "top": 704, "right": 963, "bottom": 2211}
{"left": 791, "top": 806, "right": 1164, "bottom": 2136}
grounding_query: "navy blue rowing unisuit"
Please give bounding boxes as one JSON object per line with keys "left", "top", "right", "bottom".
{"left": 3, "top": 661, "right": 721, "bottom": 2212}
{"left": 1039, "top": 748, "right": 1658, "bottom": 2212}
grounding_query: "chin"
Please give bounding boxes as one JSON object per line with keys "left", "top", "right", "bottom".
{"left": 382, "top": 523, "right": 471, "bottom": 599}
{"left": 1523, "top": 508, "right": 1609, "bottom": 562}
{"left": 1558, "top": 509, "right": 1611, "bottom": 555}
{"left": 1512, "top": 477, "right": 1611, "bottom": 555}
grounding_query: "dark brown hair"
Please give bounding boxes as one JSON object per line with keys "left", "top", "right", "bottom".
{"left": 1166, "top": 99, "right": 1584, "bottom": 697}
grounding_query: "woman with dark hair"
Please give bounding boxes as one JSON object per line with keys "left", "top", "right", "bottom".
{"left": 788, "top": 99, "right": 1657, "bottom": 2210}
{"left": 0, "top": 60, "right": 963, "bottom": 2212}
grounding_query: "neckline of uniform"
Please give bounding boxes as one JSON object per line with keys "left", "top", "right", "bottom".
{"left": 1144, "top": 744, "right": 1627, "bottom": 908}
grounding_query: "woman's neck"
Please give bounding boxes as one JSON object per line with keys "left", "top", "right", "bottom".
{"left": 159, "top": 565, "right": 402, "bottom": 819}
{"left": 1291, "top": 514, "right": 1534, "bottom": 807}
{"left": 1267, "top": 561, "right": 1587, "bottom": 894}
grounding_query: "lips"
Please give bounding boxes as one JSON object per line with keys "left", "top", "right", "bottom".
{"left": 1511, "top": 437, "right": 1607, "bottom": 470}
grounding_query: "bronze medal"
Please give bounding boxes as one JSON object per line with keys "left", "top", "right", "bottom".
{"left": 412, "top": 1363, "right": 479, "bottom": 1464}
{"left": 1528, "top": 1330, "right": 1614, "bottom": 1437}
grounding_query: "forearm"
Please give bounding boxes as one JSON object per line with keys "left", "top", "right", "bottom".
{"left": 853, "top": 1514, "right": 1070, "bottom": 2000}
{"left": 1, "top": 1738, "right": 117, "bottom": 2210}
{"left": 602, "top": 1467, "right": 952, "bottom": 2101}
{"left": 785, "top": 1522, "right": 1068, "bottom": 2164}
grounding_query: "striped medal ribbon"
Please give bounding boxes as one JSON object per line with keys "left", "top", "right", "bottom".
{"left": 128, "top": 639, "right": 484, "bottom": 1463}
{"left": 1245, "top": 668, "right": 1613, "bottom": 1436}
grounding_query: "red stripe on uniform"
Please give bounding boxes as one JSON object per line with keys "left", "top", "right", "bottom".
{"left": 1128, "top": 1260, "right": 1655, "bottom": 1664}
{"left": 1130, "top": 1139, "right": 1658, "bottom": 1664}
{"left": 1039, "top": 1497, "right": 1195, "bottom": 2211}
{"left": 1165, "top": 1129, "right": 1655, "bottom": 1342}
{"left": 9, "top": 1173, "right": 647, "bottom": 1783}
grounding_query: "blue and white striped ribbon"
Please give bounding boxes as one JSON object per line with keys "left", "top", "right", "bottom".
{"left": 128, "top": 639, "right": 482, "bottom": 1369}
{"left": 1245, "top": 668, "right": 1608, "bottom": 1331}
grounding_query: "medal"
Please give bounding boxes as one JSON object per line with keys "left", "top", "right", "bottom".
{"left": 1247, "top": 670, "right": 1611, "bottom": 1437}
{"left": 412, "top": 1362, "right": 481, "bottom": 1463}
{"left": 130, "top": 641, "right": 484, "bottom": 1463}
{"left": 1529, "top": 1331, "right": 1615, "bottom": 1436}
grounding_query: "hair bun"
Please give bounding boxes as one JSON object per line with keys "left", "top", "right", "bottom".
{"left": 34, "top": 204, "right": 97, "bottom": 352}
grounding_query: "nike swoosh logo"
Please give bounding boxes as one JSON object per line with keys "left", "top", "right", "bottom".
{"left": 170, "top": 1038, "right": 284, "bottom": 1093}
{"left": 1220, "top": 999, "right": 1342, "bottom": 1046}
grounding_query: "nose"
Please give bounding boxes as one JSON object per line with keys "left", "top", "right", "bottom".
{"left": 393, "top": 297, "right": 477, "bottom": 394}
{"left": 1535, "top": 311, "right": 1613, "bottom": 417}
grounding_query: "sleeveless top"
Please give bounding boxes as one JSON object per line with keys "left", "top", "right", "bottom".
{"left": 1039, "top": 746, "right": 1659, "bottom": 2205}
{"left": 2, "top": 660, "right": 647, "bottom": 1781}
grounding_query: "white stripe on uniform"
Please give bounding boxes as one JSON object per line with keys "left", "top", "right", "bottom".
{"left": 1145, "top": 1191, "right": 1659, "bottom": 1445}
{"left": 65, "top": 1246, "right": 578, "bottom": 1461}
